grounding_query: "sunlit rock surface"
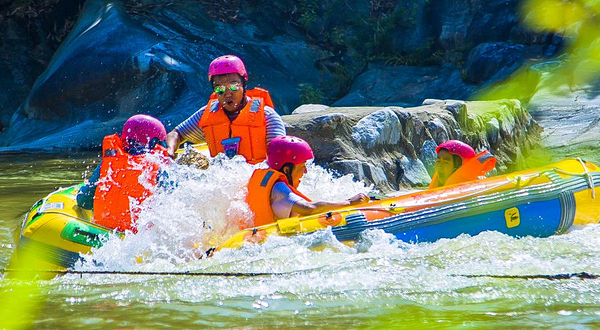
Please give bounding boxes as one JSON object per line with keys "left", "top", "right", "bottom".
{"left": 287, "top": 99, "right": 541, "bottom": 192}
{"left": 528, "top": 86, "right": 600, "bottom": 164}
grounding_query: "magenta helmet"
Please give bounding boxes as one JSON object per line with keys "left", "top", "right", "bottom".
{"left": 121, "top": 114, "right": 167, "bottom": 148}
{"left": 208, "top": 55, "right": 248, "bottom": 82}
{"left": 267, "top": 136, "right": 314, "bottom": 169}
{"left": 436, "top": 140, "right": 476, "bottom": 161}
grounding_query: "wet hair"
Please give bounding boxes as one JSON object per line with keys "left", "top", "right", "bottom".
{"left": 278, "top": 163, "right": 295, "bottom": 184}
{"left": 439, "top": 147, "right": 463, "bottom": 170}
{"left": 452, "top": 154, "right": 462, "bottom": 169}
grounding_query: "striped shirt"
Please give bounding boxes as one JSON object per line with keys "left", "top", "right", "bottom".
{"left": 175, "top": 97, "right": 286, "bottom": 145}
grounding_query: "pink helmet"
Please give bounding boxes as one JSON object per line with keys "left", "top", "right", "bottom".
{"left": 121, "top": 114, "right": 167, "bottom": 148}
{"left": 436, "top": 140, "right": 476, "bottom": 161}
{"left": 208, "top": 55, "right": 248, "bottom": 82}
{"left": 267, "top": 136, "right": 314, "bottom": 169}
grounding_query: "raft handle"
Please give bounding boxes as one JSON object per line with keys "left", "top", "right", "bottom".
{"left": 577, "top": 157, "right": 595, "bottom": 199}
{"left": 552, "top": 158, "right": 596, "bottom": 199}
{"left": 73, "top": 228, "right": 101, "bottom": 241}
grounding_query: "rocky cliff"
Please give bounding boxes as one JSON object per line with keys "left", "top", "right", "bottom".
{"left": 1, "top": 0, "right": 592, "bottom": 191}
{"left": 0, "top": 0, "right": 558, "bottom": 149}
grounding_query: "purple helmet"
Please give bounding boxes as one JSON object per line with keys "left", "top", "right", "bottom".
{"left": 436, "top": 140, "right": 476, "bottom": 161}
{"left": 121, "top": 114, "right": 167, "bottom": 148}
{"left": 267, "top": 136, "right": 314, "bottom": 169}
{"left": 208, "top": 55, "right": 248, "bottom": 82}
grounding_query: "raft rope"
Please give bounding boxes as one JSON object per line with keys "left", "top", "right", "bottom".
{"left": 0, "top": 268, "right": 306, "bottom": 277}
{"left": 1, "top": 269, "right": 598, "bottom": 280}
{"left": 31, "top": 162, "right": 596, "bottom": 233}
{"left": 303, "top": 164, "right": 599, "bottom": 220}
{"left": 452, "top": 272, "right": 599, "bottom": 280}
{"left": 577, "top": 157, "right": 595, "bottom": 199}
{"left": 33, "top": 211, "right": 99, "bottom": 226}
{"left": 266, "top": 167, "right": 573, "bottom": 223}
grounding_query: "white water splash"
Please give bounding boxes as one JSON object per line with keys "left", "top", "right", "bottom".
{"left": 77, "top": 156, "right": 375, "bottom": 271}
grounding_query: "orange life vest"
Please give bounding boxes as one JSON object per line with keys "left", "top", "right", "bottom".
{"left": 246, "top": 168, "right": 311, "bottom": 228}
{"left": 429, "top": 150, "right": 497, "bottom": 189}
{"left": 93, "top": 134, "right": 168, "bottom": 232}
{"left": 198, "top": 88, "right": 274, "bottom": 164}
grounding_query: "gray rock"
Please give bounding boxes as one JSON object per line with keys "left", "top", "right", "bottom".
{"left": 443, "top": 100, "right": 467, "bottom": 117}
{"left": 285, "top": 99, "right": 541, "bottom": 192}
{"left": 351, "top": 109, "right": 401, "bottom": 149}
{"left": 314, "top": 113, "right": 349, "bottom": 132}
{"left": 528, "top": 83, "right": 600, "bottom": 164}
{"left": 420, "top": 139, "right": 439, "bottom": 176}
{"left": 397, "top": 156, "right": 431, "bottom": 186}
{"left": 362, "top": 163, "right": 388, "bottom": 186}
{"left": 291, "top": 104, "right": 329, "bottom": 115}
{"left": 422, "top": 99, "right": 444, "bottom": 105}
{"left": 426, "top": 117, "right": 450, "bottom": 143}
{"left": 486, "top": 118, "right": 501, "bottom": 147}
{"left": 329, "top": 160, "right": 365, "bottom": 181}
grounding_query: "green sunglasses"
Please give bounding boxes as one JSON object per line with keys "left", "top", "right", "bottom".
{"left": 214, "top": 82, "right": 242, "bottom": 95}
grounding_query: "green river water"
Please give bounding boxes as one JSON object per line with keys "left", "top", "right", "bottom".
{"left": 1, "top": 153, "right": 599, "bottom": 329}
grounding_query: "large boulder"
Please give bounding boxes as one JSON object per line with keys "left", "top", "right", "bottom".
{"left": 287, "top": 99, "right": 541, "bottom": 192}
{"left": 0, "top": 0, "right": 568, "bottom": 158}
{"left": 0, "top": 0, "right": 330, "bottom": 150}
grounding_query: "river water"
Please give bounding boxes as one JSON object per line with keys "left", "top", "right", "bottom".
{"left": 1, "top": 153, "right": 599, "bottom": 329}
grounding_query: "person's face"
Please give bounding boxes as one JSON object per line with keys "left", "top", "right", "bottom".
{"left": 435, "top": 149, "right": 457, "bottom": 184}
{"left": 212, "top": 73, "right": 244, "bottom": 113}
{"left": 288, "top": 162, "right": 308, "bottom": 188}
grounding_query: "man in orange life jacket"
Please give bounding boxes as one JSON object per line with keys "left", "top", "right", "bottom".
{"left": 429, "top": 140, "right": 497, "bottom": 189}
{"left": 165, "top": 55, "right": 286, "bottom": 164}
{"left": 77, "top": 114, "right": 170, "bottom": 232}
{"left": 246, "top": 136, "right": 370, "bottom": 228}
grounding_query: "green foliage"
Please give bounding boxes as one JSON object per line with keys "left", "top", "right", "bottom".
{"left": 299, "top": 83, "right": 325, "bottom": 104}
{"left": 2, "top": 0, "right": 83, "bottom": 43}
{"left": 297, "top": 0, "right": 320, "bottom": 30}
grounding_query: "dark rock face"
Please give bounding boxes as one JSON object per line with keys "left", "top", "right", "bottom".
{"left": 333, "top": 64, "right": 477, "bottom": 107}
{"left": 432, "top": 0, "right": 519, "bottom": 53}
{"left": 0, "top": 0, "right": 562, "bottom": 151}
{"left": 0, "top": 0, "right": 86, "bottom": 130}
{"left": 388, "top": 1, "right": 436, "bottom": 56}
{"left": 464, "top": 42, "right": 525, "bottom": 84}
{"left": 0, "top": 0, "right": 330, "bottom": 149}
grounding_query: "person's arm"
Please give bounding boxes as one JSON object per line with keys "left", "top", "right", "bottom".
{"left": 264, "top": 106, "right": 286, "bottom": 145}
{"left": 167, "top": 106, "right": 208, "bottom": 157}
{"left": 290, "top": 193, "right": 370, "bottom": 217}
{"left": 166, "top": 130, "right": 182, "bottom": 158}
{"left": 76, "top": 163, "right": 102, "bottom": 210}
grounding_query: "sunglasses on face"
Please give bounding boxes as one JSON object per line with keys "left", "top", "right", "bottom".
{"left": 214, "top": 82, "right": 242, "bottom": 95}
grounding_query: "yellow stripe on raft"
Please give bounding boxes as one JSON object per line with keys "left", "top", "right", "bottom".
{"left": 217, "top": 158, "right": 600, "bottom": 251}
